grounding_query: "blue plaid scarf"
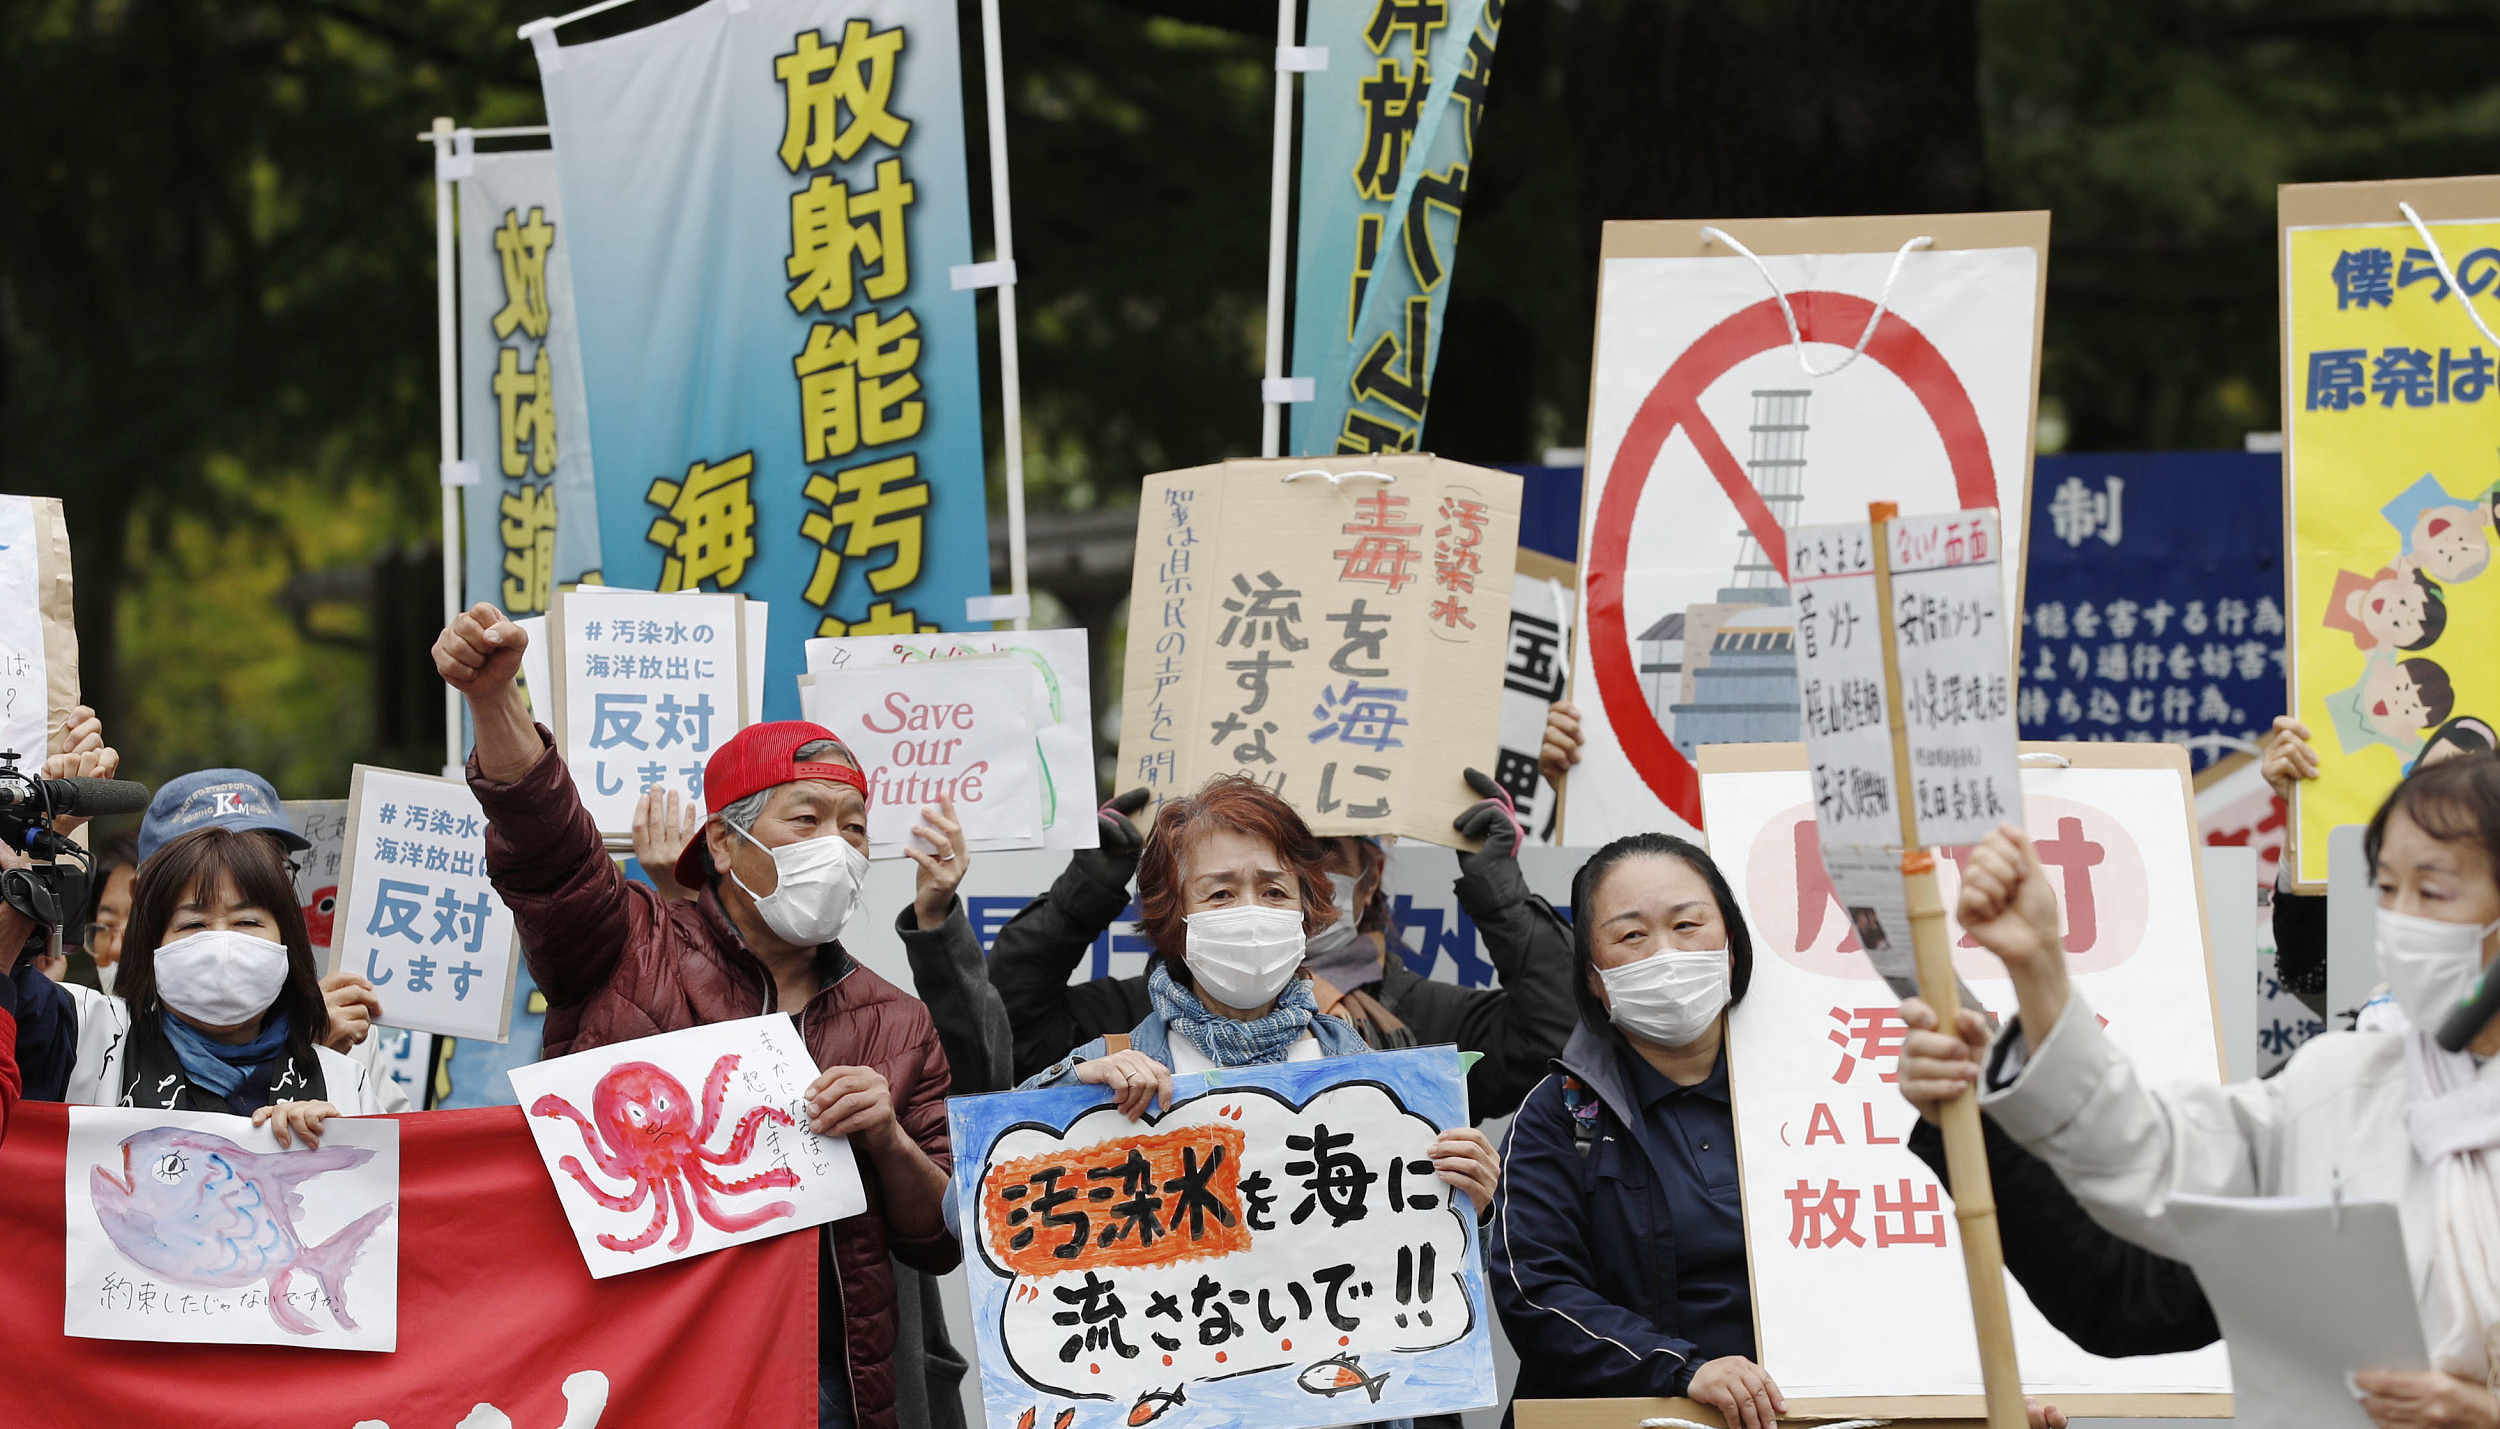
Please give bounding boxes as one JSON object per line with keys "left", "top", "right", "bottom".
{"left": 1148, "top": 961, "right": 1317, "bottom": 1067}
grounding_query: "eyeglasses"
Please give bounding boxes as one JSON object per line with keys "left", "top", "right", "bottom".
{"left": 81, "top": 921, "right": 124, "bottom": 949}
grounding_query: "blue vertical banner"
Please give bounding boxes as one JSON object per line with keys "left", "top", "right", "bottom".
{"left": 1290, "top": 0, "right": 1500, "bottom": 455}
{"left": 2018, "top": 451, "right": 2286, "bottom": 764}
{"left": 535, "top": 0, "right": 988, "bottom": 720}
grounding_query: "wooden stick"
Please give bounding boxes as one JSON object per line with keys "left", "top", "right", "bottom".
{"left": 1867, "top": 500, "right": 2027, "bottom": 1429}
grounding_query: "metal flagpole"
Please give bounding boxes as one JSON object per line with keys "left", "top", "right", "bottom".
{"left": 978, "top": 0, "right": 1030, "bottom": 631}
{"left": 431, "top": 117, "right": 464, "bottom": 778}
{"left": 1259, "top": 0, "right": 1297, "bottom": 458}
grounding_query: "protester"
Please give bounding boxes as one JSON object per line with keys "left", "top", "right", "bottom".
{"left": 439, "top": 600, "right": 961, "bottom": 1429}
{"left": 1917, "top": 754, "right": 2500, "bottom": 1427}
{"left": 2262, "top": 715, "right": 2330, "bottom": 1017}
{"left": 68, "top": 834, "right": 137, "bottom": 993}
{"left": 989, "top": 719, "right": 1582, "bottom": 1117}
{"left": 1018, "top": 773, "right": 1499, "bottom": 1190}
{"left": 6, "top": 826, "right": 385, "bottom": 1136}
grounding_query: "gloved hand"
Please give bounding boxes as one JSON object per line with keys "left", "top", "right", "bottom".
{"left": 1452, "top": 769, "right": 1523, "bottom": 868}
{"left": 1071, "top": 787, "right": 1152, "bottom": 890}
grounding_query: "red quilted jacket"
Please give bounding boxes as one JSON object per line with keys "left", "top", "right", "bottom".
{"left": 471, "top": 730, "right": 960, "bottom": 1429}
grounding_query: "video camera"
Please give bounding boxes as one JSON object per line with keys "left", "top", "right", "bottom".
{"left": 0, "top": 751, "right": 149, "bottom": 955}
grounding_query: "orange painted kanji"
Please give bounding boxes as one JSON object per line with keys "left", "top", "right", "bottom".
{"left": 982, "top": 1125, "right": 1250, "bottom": 1278}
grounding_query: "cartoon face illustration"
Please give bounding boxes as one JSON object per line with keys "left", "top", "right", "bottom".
{"left": 2408, "top": 505, "right": 2491, "bottom": 583}
{"left": 2346, "top": 569, "right": 2445, "bottom": 650}
{"left": 2360, "top": 657, "right": 2455, "bottom": 744}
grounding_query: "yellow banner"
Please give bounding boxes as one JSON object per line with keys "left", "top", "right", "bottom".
{"left": 2285, "top": 187, "right": 2500, "bottom": 886}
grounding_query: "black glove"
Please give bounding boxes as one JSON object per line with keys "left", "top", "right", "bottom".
{"left": 1452, "top": 768, "right": 1521, "bottom": 865}
{"left": 1071, "top": 787, "right": 1151, "bottom": 888}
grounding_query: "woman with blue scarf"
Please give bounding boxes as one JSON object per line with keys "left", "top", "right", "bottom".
{"left": 10, "top": 826, "right": 385, "bottom": 1141}
{"left": 1022, "top": 775, "right": 1500, "bottom": 1206}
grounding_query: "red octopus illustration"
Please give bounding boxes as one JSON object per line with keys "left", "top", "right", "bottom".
{"left": 529, "top": 1053, "right": 800, "bottom": 1253}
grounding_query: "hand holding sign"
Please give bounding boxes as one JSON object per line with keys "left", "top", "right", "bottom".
{"left": 906, "top": 800, "right": 968, "bottom": 929}
{"left": 434, "top": 602, "right": 528, "bottom": 697}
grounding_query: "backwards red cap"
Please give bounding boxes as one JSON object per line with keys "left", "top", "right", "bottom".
{"left": 673, "top": 720, "right": 867, "bottom": 887}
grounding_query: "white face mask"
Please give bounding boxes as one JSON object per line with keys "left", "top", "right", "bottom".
{"left": 1184, "top": 904, "right": 1308, "bottom": 1009}
{"left": 2375, "top": 907, "right": 2500, "bottom": 1028}
{"left": 153, "top": 928, "right": 292, "bottom": 1027}
{"left": 1302, "top": 873, "right": 1364, "bottom": 959}
{"left": 1598, "top": 945, "right": 1731, "bottom": 1048}
{"left": 728, "top": 820, "right": 868, "bottom": 948}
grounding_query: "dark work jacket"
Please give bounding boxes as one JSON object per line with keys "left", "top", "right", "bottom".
{"left": 984, "top": 846, "right": 1577, "bottom": 1119}
{"left": 1906, "top": 1117, "right": 2220, "bottom": 1357}
{"left": 2273, "top": 886, "right": 2328, "bottom": 1015}
{"left": 1488, "top": 1023, "right": 1716, "bottom": 1403}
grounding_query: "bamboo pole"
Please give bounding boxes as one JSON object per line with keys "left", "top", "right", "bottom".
{"left": 1866, "top": 499, "right": 2027, "bottom": 1429}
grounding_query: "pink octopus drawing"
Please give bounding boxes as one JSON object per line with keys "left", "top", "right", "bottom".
{"left": 529, "top": 1053, "right": 801, "bottom": 1253}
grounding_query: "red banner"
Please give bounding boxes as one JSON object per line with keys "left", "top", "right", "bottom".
{"left": 0, "top": 1102, "right": 815, "bottom": 1428}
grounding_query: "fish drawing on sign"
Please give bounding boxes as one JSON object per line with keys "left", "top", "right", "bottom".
{"left": 1296, "top": 1354, "right": 1391, "bottom": 1403}
{"left": 529, "top": 1053, "right": 800, "bottom": 1253}
{"left": 88, "top": 1126, "right": 394, "bottom": 1335}
{"left": 1127, "top": 1387, "right": 1186, "bottom": 1425}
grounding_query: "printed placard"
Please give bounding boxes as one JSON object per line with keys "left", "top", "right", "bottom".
{"left": 1787, "top": 520, "right": 1897, "bottom": 850}
{"left": 330, "top": 766, "right": 519, "bottom": 1043}
{"left": 948, "top": 1048, "right": 1497, "bottom": 1429}
{"left": 1887, "top": 508, "right": 2021, "bottom": 849}
{"left": 805, "top": 628, "right": 1097, "bottom": 850}
{"left": 507, "top": 1015, "right": 865, "bottom": 1279}
{"left": 802, "top": 656, "right": 1046, "bottom": 858}
{"left": 546, "top": 588, "right": 748, "bottom": 834}
{"left": 64, "top": 1106, "right": 400, "bottom": 1352}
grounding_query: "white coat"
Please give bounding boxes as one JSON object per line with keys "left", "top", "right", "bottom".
{"left": 56, "top": 981, "right": 392, "bottom": 1115}
{"left": 1982, "top": 988, "right": 2493, "bottom": 1381}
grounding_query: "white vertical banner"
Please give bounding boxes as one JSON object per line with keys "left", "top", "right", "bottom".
{"left": 1495, "top": 564, "right": 1573, "bottom": 843}
{"left": 458, "top": 148, "right": 603, "bottom": 619}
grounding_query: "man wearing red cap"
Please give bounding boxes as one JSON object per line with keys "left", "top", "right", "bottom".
{"left": 436, "top": 602, "right": 970, "bottom": 1429}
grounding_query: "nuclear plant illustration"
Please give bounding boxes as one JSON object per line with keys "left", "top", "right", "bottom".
{"left": 1639, "top": 388, "right": 1809, "bottom": 755}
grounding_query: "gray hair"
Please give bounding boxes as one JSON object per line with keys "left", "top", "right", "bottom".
{"left": 719, "top": 740, "right": 850, "bottom": 835}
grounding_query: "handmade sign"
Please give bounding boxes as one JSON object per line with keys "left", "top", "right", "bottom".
{"left": 0, "top": 493, "right": 78, "bottom": 762}
{"left": 7, "top": 1102, "right": 814, "bottom": 1428}
{"left": 1700, "top": 742, "right": 2231, "bottom": 1406}
{"left": 545, "top": 587, "right": 750, "bottom": 834}
{"left": 2282, "top": 175, "right": 2500, "bottom": 889}
{"left": 1117, "top": 455, "right": 1521, "bottom": 843}
{"left": 1564, "top": 213, "right": 2046, "bottom": 845}
{"left": 283, "top": 798, "right": 348, "bottom": 953}
{"left": 2195, "top": 751, "right": 2323, "bottom": 1075}
{"left": 801, "top": 657, "right": 1045, "bottom": 856}
{"left": 806, "top": 628, "right": 1098, "bottom": 849}
{"left": 1496, "top": 552, "right": 1575, "bottom": 843}
{"left": 949, "top": 1047, "right": 1496, "bottom": 1429}
{"left": 508, "top": 1014, "right": 865, "bottom": 1277}
{"left": 63, "top": 1106, "right": 401, "bottom": 1352}
{"left": 1886, "top": 509, "right": 2021, "bottom": 848}
{"left": 330, "top": 766, "right": 520, "bottom": 1043}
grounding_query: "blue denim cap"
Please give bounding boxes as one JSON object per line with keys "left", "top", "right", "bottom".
{"left": 137, "top": 768, "right": 312, "bottom": 864}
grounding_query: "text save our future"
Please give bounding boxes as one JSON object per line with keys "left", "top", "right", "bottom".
{"left": 802, "top": 654, "right": 1048, "bottom": 857}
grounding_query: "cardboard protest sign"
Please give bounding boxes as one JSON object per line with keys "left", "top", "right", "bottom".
{"left": 1117, "top": 455, "right": 1520, "bottom": 844}
{"left": 545, "top": 588, "right": 749, "bottom": 835}
{"left": 807, "top": 628, "right": 1098, "bottom": 850}
{"left": 508, "top": 1015, "right": 865, "bottom": 1278}
{"left": 802, "top": 656, "right": 1046, "bottom": 858}
{"left": 330, "top": 767, "right": 519, "bottom": 1043}
{"left": 1700, "top": 742, "right": 2230, "bottom": 1407}
{"left": 64, "top": 1106, "right": 400, "bottom": 1352}
{"left": 283, "top": 799, "right": 348, "bottom": 954}
{"left": 1564, "top": 213, "right": 2046, "bottom": 846}
{"left": 1496, "top": 552, "right": 1574, "bottom": 843}
{"left": 949, "top": 1047, "right": 1496, "bottom": 1429}
{"left": 0, "top": 494, "right": 79, "bottom": 761}
{"left": 2281, "top": 175, "right": 2500, "bottom": 889}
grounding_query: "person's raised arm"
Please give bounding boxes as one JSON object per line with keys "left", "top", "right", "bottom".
{"left": 990, "top": 790, "right": 1150, "bottom": 1080}
{"left": 436, "top": 602, "right": 539, "bottom": 784}
{"left": 1446, "top": 771, "right": 1578, "bottom": 1117}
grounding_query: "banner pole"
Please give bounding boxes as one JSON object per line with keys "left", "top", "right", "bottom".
{"left": 432, "top": 117, "right": 464, "bottom": 778}
{"left": 978, "top": 0, "right": 1029, "bottom": 632}
{"left": 1867, "top": 500, "right": 2027, "bottom": 1429}
{"left": 1259, "top": 0, "right": 1297, "bottom": 459}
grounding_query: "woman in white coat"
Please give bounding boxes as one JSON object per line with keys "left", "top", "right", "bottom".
{"left": 9, "top": 825, "right": 387, "bottom": 1140}
{"left": 1905, "top": 752, "right": 2500, "bottom": 1429}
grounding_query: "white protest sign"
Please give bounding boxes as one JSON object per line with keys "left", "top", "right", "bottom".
{"left": 1701, "top": 747, "right": 2229, "bottom": 1401}
{"left": 567, "top": 584, "right": 769, "bottom": 722}
{"left": 65, "top": 1106, "right": 400, "bottom": 1352}
{"left": 806, "top": 628, "right": 1097, "bottom": 850}
{"left": 0, "top": 496, "right": 49, "bottom": 760}
{"left": 546, "top": 588, "right": 747, "bottom": 834}
{"left": 803, "top": 657, "right": 1046, "bottom": 858}
{"left": 1885, "top": 508, "right": 2020, "bottom": 849}
{"left": 508, "top": 1015, "right": 865, "bottom": 1278}
{"left": 282, "top": 799, "right": 349, "bottom": 953}
{"left": 1786, "top": 520, "right": 1896, "bottom": 851}
{"left": 330, "top": 766, "right": 519, "bottom": 1043}
{"left": 1495, "top": 559, "right": 1574, "bottom": 844}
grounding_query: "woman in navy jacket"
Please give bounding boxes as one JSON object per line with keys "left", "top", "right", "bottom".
{"left": 1488, "top": 832, "right": 1785, "bottom": 1429}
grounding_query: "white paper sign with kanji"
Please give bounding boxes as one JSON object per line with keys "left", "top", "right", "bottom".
{"left": 1786, "top": 520, "right": 1897, "bottom": 851}
{"left": 1886, "top": 509, "right": 2020, "bottom": 849}
{"left": 546, "top": 588, "right": 747, "bottom": 835}
{"left": 507, "top": 1015, "right": 867, "bottom": 1278}
{"left": 802, "top": 656, "right": 1046, "bottom": 858}
{"left": 329, "top": 766, "right": 519, "bottom": 1042}
{"left": 1702, "top": 751, "right": 2228, "bottom": 1401}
